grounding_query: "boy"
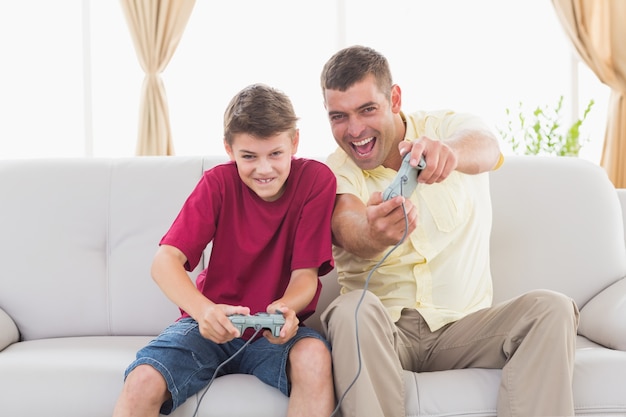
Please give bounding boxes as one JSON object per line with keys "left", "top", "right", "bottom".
{"left": 112, "top": 83, "right": 337, "bottom": 417}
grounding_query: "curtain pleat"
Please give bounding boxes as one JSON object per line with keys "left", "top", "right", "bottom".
{"left": 120, "top": 0, "right": 196, "bottom": 156}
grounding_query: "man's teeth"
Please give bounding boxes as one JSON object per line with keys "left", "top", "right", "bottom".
{"left": 353, "top": 137, "right": 374, "bottom": 147}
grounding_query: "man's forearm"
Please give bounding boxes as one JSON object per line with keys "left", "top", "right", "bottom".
{"left": 446, "top": 128, "right": 502, "bottom": 174}
{"left": 332, "top": 210, "right": 389, "bottom": 259}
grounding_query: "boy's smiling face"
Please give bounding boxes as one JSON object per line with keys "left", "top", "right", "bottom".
{"left": 225, "top": 130, "right": 299, "bottom": 202}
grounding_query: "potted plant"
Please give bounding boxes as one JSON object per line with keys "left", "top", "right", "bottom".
{"left": 497, "top": 96, "right": 594, "bottom": 157}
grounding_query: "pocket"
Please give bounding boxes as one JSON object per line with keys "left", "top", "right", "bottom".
{"left": 161, "top": 318, "right": 198, "bottom": 337}
{"left": 419, "top": 173, "right": 471, "bottom": 232}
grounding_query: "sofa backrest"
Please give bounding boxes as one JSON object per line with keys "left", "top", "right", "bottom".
{"left": 1, "top": 155, "right": 624, "bottom": 342}
{"left": 0, "top": 157, "right": 225, "bottom": 341}
{"left": 488, "top": 156, "right": 626, "bottom": 307}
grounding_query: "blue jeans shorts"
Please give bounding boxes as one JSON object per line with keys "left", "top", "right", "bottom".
{"left": 124, "top": 317, "right": 330, "bottom": 415}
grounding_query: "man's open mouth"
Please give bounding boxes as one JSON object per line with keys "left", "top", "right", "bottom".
{"left": 351, "top": 137, "right": 376, "bottom": 156}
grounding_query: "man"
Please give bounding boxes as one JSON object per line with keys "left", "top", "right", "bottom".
{"left": 319, "top": 45, "right": 579, "bottom": 417}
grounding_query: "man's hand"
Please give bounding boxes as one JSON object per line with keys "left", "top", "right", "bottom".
{"left": 196, "top": 304, "right": 250, "bottom": 343}
{"left": 399, "top": 137, "right": 458, "bottom": 184}
{"left": 366, "top": 191, "right": 417, "bottom": 246}
{"left": 332, "top": 191, "right": 417, "bottom": 259}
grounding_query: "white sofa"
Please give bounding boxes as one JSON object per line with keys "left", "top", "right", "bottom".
{"left": 0, "top": 155, "right": 625, "bottom": 417}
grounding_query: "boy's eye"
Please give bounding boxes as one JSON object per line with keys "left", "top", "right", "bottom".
{"left": 271, "top": 151, "right": 283, "bottom": 157}
{"left": 241, "top": 154, "right": 255, "bottom": 160}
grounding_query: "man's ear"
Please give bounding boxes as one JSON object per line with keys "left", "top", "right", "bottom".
{"left": 391, "top": 84, "right": 402, "bottom": 113}
{"left": 291, "top": 129, "right": 300, "bottom": 155}
{"left": 224, "top": 140, "right": 235, "bottom": 161}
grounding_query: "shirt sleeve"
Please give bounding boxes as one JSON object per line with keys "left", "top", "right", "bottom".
{"left": 159, "top": 170, "right": 222, "bottom": 271}
{"left": 291, "top": 160, "right": 337, "bottom": 277}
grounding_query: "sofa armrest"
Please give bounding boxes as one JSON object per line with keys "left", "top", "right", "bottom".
{"left": 578, "top": 277, "right": 626, "bottom": 350}
{"left": 0, "top": 307, "right": 19, "bottom": 350}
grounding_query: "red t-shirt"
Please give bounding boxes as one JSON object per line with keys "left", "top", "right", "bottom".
{"left": 160, "top": 157, "right": 336, "bottom": 324}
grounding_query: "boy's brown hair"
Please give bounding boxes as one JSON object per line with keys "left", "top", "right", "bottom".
{"left": 223, "top": 83, "right": 299, "bottom": 146}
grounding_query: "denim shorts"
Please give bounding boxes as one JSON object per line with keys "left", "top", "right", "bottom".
{"left": 124, "top": 317, "right": 330, "bottom": 415}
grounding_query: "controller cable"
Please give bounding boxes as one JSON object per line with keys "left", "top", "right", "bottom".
{"left": 191, "top": 325, "right": 263, "bottom": 417}
{"left": 329, "top": 194, "right": 410, "bottom": 417}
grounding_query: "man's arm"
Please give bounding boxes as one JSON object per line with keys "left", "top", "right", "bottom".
{"left": 401, "top": 128, "right": 502, "bottom": 184}
{"left": 334, "top": 127, "right": 500, "bottom": 259}
{"left": 332, "top": 192, "right": 418, "bottom": 259}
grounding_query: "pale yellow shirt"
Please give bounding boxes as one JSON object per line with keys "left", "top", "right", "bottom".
{"left": 326, "top": 109, "right": 496, "bottom": 331}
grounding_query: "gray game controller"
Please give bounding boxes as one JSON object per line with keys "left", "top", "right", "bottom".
{"left": 382, "top": 152, "right": 426, "bottom": 201}
{"left": 228, "top": 312, "right": 285, "bottom": 337}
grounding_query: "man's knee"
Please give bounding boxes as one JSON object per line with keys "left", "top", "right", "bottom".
{"left": 323, "top": 290, "right": 382, "bottom": 324}
{"left": 524, "top": 289, "right": 579, "bottom": 328}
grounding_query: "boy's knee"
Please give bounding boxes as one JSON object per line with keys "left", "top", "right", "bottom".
{"left": 290, "top": 338, "right": 331, "bottom": 364}
{"left": 124, "top": 364, "right": 168, "bottom": 399}
{"left": 289, "top": 338, "right": 332, "bottom": 380}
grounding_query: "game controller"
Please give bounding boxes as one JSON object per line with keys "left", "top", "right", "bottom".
{"left": 382, "top": 152, "right": 426, "bottom": 201}
{"left": 228, "top": 312, "right": 285, "bottom": 337}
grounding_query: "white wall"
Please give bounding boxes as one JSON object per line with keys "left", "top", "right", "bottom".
{"left": 0, "top": 0, "right": 610, "bottom": 162}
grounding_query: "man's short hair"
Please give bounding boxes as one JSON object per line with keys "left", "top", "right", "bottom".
{"left": 320, "top": 45, "right": 393, "bottom": 97}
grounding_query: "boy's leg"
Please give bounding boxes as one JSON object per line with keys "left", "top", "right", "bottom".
{"left": 287, "top": 337, "right": 335, "bottom": 417}
{"left": 113, "top": 364, "right": 170, "bottom": 417}
{"left": 241, "top": 327, "right": 334, "bottom": 417}
{"left": 113, "top": 318, "right": 244, "bottom": 416}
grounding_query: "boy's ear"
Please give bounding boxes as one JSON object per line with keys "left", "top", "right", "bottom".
{"left": 224, "top": 140, "right": 235, "bottom": 161}
{"left": 291, "top": 129, "right": 300, "bottom": 155}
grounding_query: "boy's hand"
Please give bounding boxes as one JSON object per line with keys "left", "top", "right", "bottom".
{"left": 197, "top": 304, "right": 249, "bottom": 343}
{"left": 265, "top": 304, "right": 298, "bottom": 344}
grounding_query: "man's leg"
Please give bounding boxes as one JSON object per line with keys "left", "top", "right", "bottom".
{"left": 321, "top": 290, "right": 406, "bottom": 417}
{"left": 406, "top": 289, "right": 579, "bottom": 417}
{"left": 287, "top": 337, "right": 335, "bottom": 417}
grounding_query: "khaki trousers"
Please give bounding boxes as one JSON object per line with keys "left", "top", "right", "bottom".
{"left": 321, "top": 289, "right": 579, "bottom": 417}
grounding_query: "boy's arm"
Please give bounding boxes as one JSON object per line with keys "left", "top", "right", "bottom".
{"left": 268, "top": 267, "right": 319, "bottom": 315}
{"left": 267, "top": 267, "right": 319, "bottom": 340}
{"left": 151, "top": 244, "right": 249, "bottom": 342}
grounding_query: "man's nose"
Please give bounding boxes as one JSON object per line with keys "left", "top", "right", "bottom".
{"left": 347, "top": 116, "right": 365, "bottom": 139}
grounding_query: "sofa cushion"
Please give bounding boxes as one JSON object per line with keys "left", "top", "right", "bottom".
{"left": 578, "top": 277, "right": 626, "bottom": 350}
{"left": 0, "top": 335, "right": 290, "bottom": 417}
{"left": 0, "top": 308, "right": 19, "bottom": 350}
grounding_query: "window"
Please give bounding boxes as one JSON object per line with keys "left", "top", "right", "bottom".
{"left": 0, "top": 0, "right": 609, "bottom": 162}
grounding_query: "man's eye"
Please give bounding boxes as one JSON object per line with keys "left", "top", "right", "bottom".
{"left": 330, "top": 114, "right": 345, "bottom": 122}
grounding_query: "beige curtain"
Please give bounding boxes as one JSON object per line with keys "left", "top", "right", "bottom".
{"left": 551, "top": 0, "right": 626, "bottom": 187}
{"left": 120, "top": 0, "right": 195, "bottom": 156}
